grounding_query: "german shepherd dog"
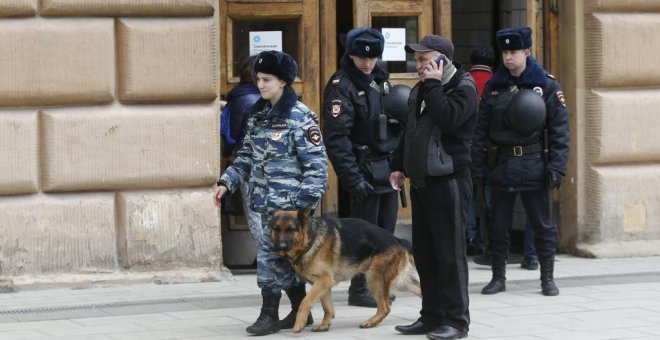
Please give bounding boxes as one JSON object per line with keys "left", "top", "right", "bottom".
{"left": 270, "top": 206, "right": 421, "bottom": 333}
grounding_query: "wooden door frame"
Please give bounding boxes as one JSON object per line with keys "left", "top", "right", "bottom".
{"left": 219, "top": 0, "right": 320, "bottom": 115}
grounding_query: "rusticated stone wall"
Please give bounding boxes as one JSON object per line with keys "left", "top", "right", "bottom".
{"left": 0, "top": 0, "right": 222, "bottom": 275}
{"left": 560, "top": 0, "right": 660, "bottom": 257}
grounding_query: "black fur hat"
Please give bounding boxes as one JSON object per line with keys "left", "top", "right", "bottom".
{"left": 346, "top": 27, "right": 384, "bottom": 58}
{"left": 253, "top": 50, "right": 298, "bottom": 85}
{"left": 496, "top": 27, "right": 532, "bottom": 51}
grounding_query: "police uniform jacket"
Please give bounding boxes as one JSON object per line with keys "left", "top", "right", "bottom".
{"left": 471, "top": 56, "right": 570, "bottom": 192}
{"left": 391, "top": 66, "right": 478, "bottom": 180}
{"left": 220, "top": 88, "right": 328, "bottom": 213}
{"left": 322, "top": 57, "right": 402, "bottom": 191}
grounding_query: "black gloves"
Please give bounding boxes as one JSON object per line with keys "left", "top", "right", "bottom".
{"left": 547, "top": 170, "right": 562, "bottom": 189}
{"left": 349, "top": 181, "right": 374, "bottom": 203}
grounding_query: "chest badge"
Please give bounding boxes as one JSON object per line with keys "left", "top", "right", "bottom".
{"left": 331, "top": 99, "right": 342, "bottom": 117}
{"left": 420, "top": 100, "right": 426, "bottom": 114}
{"left": 533, "top": 86, "right": 544, "bottom": 96}
{"left": 270, "top": 130, "right": 282, "bottom": 141}
{"left": 383, "top": 82, "right": 390, "bottom": 94}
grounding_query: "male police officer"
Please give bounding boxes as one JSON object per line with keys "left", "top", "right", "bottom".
{"left": 322, "top": 27, "right": 404, "bottom": 307}
{"left": 471, "top": 27, "right": 570, "bottom": 297}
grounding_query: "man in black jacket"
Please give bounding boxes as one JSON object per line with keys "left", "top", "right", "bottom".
{"left": 390, "top": 34, "right": 477, "bottom": 340}
{"left": 471, "top": 27, "right": 570, "bottom": 297}
{"left": 322, "top": 27, "right": 404, "bottom": 308}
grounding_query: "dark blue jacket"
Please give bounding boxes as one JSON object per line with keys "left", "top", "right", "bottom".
{"left": 471, "top": 56, "right": 570, "bottom": 192}
{"left": 225, "top": 83, "right": 260, "bottom": 152}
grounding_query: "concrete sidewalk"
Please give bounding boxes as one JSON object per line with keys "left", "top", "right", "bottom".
{"left": 1, "top": 254, "right": 660, "bottom": 339}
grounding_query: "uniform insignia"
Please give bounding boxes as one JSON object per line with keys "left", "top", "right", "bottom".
{"left": 270, "top": 131, "right": 282, "bottom": 141}
{"left": 556, "top": 91, "right": 566, "bottom": 107}
{"left": 533, "top": 86, "right": 544, "bottom": 96}
{"left": 331, "top": 99, "right": 342, "bottom": 117}
{"left": 365, "top": 46, "right": 370, "bottom": 52}
{"left": 370, "top": 81, "right": 381, "bottom": 92}
{"left": 383, "top": 82, "right": 390, "bottom": 94}
{"left": 420, "top": 100, "right": 426, "bottom": 114}
{"left": 307, "top": 126, "right": 322, "bottom": 146}
{"left": 357, "top": 91, "right": 365, "bottom": 96}
{"left": 547, "top": 73, "right": 556, "bottom": 80}
{"left": 269, "top": 121, "right": 288, "bottom": 129}
{"left": 492, "top": 91, "right": 499, "bottom": 95}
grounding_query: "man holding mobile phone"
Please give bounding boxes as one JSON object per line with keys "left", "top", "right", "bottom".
{"left": 390, "top": 35, "right": 478, "bottom": 340}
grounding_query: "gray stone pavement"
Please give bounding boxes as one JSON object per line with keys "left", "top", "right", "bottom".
{"left": 1, "top": 255, "right": 660, "bottom": 339}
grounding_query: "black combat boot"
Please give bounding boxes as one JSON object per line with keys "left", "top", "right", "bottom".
{"left": 280, "top": 284, "right": 313, "bottom": 329}
{"left": 540, "top": 256, "right": 559, "bottom": 296}
{"left": 481, "top": 257, "right": 506, "bottom": 295}
{"left": 348, "top": 273, "right": 378, "bottom": 307}
{"left": 246, "top": 289, "right": 282, "bottom": 336}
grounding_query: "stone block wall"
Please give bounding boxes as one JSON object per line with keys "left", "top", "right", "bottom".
{"left": 0, "top": 0, "right": 221, "bottom": 275}
{"left": 571, "top": 1, "right": 660, "bottom": 256}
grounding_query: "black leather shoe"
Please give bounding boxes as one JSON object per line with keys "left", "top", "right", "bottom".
{"left": 348, "top": 291, "right": 395, "bottom": 308}
{"left": 395, "top": 320, "right": 438, "bottom": 335}
{"left": 426, "top": 325, "right": 467, "bottom": 340}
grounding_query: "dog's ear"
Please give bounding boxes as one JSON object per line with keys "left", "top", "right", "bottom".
{"left": 298, "top": 205, "right": 312, "bottom": 226}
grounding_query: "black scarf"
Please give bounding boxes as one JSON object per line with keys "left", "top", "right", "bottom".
{"left": 339, "top": 54, "right": 389, "bottom": 91}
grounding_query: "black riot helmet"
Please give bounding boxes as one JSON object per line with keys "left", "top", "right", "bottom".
{"left": 382, "top": 84, "right": 411, "bottom": 121}
{"left": 504, "top": 89, "right": 547, "bottom": 136}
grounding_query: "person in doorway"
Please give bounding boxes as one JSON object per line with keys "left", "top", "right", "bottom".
{"left": 465, "top": 43, "right": 496, "bottom": 256}
{"left": 390, "top": 34, "right": 477, "bottom": 340}
{"left": 213, "top": 50, "right": 328, "bottom": 335}
{"left": 220, "top": 54, "right": 262, "bottom": 249}
{"left": 471, "top": 27, "right": 570, "bottom": 297}
{"left": 322, "top": 27, "right": 404, "bottom": 308}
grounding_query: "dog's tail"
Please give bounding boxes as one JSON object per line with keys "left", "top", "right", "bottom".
{"left": 391, "top": 249, "right": 422, "bottom": 298}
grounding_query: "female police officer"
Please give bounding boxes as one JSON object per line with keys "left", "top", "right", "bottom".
{"left": 213, "top": 50, "right": 328, "bottom": 335}
{"left": 471, "top": 27, "right": 570, "bottom": 297}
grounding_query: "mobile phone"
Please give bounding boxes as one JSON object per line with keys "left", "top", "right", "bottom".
{"left": 435, "top": 55, "right": 449, "bottom": 66}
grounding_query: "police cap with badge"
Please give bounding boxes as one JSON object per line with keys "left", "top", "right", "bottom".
{"left": 496, "top": 27, "right": 546, "bottom": 137}
{"left": 345, "top": 27, "right": 384, "bottom": 58}
{"left": 496, "top": 26, "right": 532, "bottom": 52}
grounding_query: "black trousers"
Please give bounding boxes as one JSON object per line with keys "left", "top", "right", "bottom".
{"left": 488, "top": 187, "right": 558, "bottom": 260}
{"left": 349, "top": 190, "right": 398, "bottom": 233}
{"left": 410, "top": 176, "right": 471, "bottom": 332}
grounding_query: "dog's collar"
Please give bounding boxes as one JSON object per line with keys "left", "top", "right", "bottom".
{"left": 292, "top": 224, "right": 316, "bottom": 266}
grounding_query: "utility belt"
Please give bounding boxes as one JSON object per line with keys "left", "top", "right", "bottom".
{"left": 497, "top": 143, "right": 542, "bottom": 157}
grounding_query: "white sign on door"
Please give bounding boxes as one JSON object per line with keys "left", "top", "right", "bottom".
{"left": 249, "top": 31, "right": 283, "bottom": 56}
{"left": 382, "top": 28, "right": 406, "bottom": 61}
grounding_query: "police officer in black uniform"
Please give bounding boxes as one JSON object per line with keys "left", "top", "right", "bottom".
{"left": 322, "top": 27, "right": 404, "bottom": 307}
{"left": 471, "top": 27, "right": 570, "bottom": 297}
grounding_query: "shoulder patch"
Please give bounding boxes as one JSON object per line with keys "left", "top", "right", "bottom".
{"left": 546, "top": 73, "right": 556, "bottom": 80}
{"left": 307, "top": 126, "right": 322, "bottom": 146}
{"left": 556, "top": 91, "right": 566, "bottom": 107}
{"left": 331, "top": 99, "right": 342, "bottom": 117}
